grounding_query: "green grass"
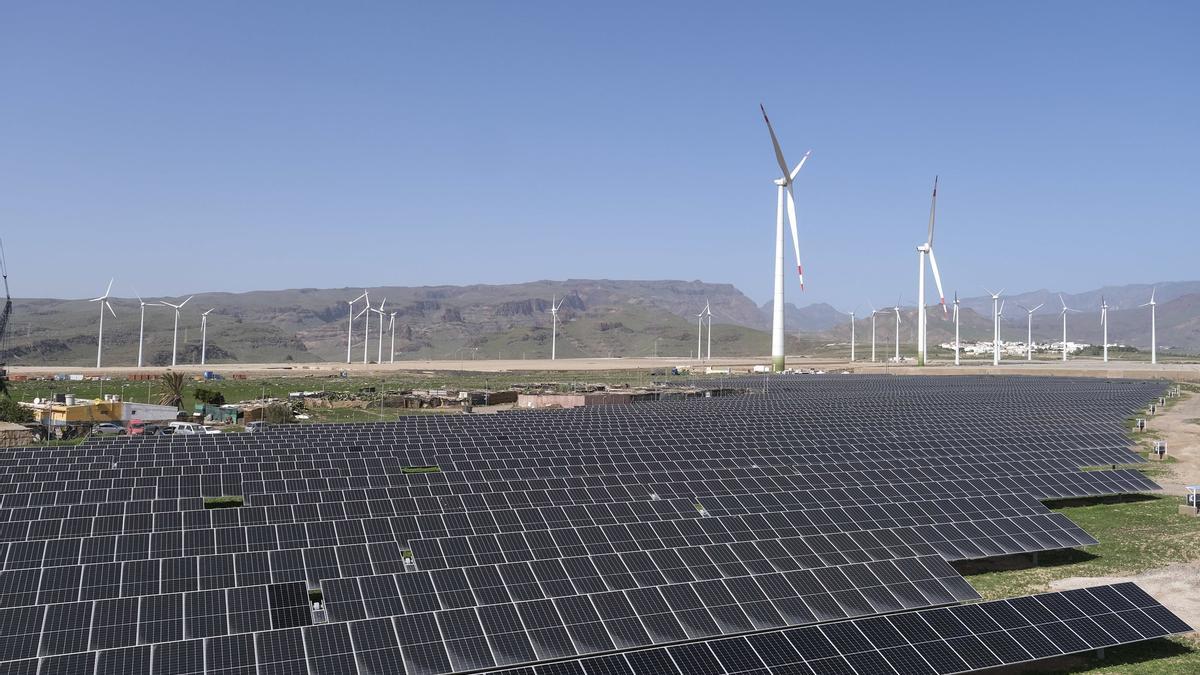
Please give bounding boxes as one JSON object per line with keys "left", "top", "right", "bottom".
{"left": 957, "top": 495, "right": 1199, "bottom": 600}
{"left": 203, "top": 496, "right": 244, "bottom": 509}
{"left": 955, "top": 495, "right": 1200, "bottom": 672}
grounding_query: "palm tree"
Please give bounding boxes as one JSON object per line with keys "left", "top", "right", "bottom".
{"left": 158, "top": 372, "right": 186, "bottom": 408}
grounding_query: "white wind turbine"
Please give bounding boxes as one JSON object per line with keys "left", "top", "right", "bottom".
{"left": 849, "top": 311, "right": 856, "bottom": 362}
{"left": 985, "top": 288, "right": 1004, "bottom": 366}
{"left": 133, "top": 290, "right": 149, "bottom": 368}
{"left": 696, "top": 301, "right": 707, "bottom": 361}
{"left": 705, "top": 301, "right": 713, "bottom": 361}
{"left": 1018, "top": 303, "right": 1044, "bottom": 361}
{"left": 1140, "top": 288, "right": 1157, "bottom": 364}
{"left": 916, "top": 177, "right": 947, "bottom": 366}
{"left": 158, "top": 296, "right": 193, "bottom": 367}
{"left": 550, "top": 295, "right": 565, "bottom": 360}
{"left": 200, "top": 308, "right": 215, "bottom": 365}
{"left": 892, "top": 301, "right": 902, "bottom": 362}
{"left": 89, "top": 279, "right": 117, "bottom": 368}
{"left": 346, "top": 291, "right": 367, "bottom": 364}
{"left": 1100, "top": 296, "right": 1110, "bottom": 363}
{"left": 372, "top": 298, "right": 387, "bottom": 364}
{"left": 352, "top": 303, "right": 370, "bottom": 363}
{"left": 388, "top": 311, "right": 397, "bottom": 364}
{"left": 1058, "top": 294, "right": 1081, "bottom": 361}
{"left": 952, "top": 292, "right": 961, "bottom": 366}
{"left": 361, "top": 291, "right": 372, "bottom": 365}
{"left": 760, "top": 105, "right": 810, "bottom": 372}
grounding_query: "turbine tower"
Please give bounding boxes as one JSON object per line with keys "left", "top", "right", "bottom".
{"left": 1140, "top": 288, "right": 1157, "bottom": 364}
{"left": 1100, "top": 296, "right": 1110, "bottom": 363}
{"left": 760, "top": 105, "right": 809, "bottom": 372}
{"left": 158, "top": 296, "right": 192, "bottom": 367}
{"left": 352, "top": 304, "right": 370, "bottom": 363}
{"left": 372, "top": 298, "right": 387, "bottom": 364}
{"left": 1018, "top": 303, "right": 1044, "bottom": 361}
{"left": 346, "top": 291, "right": 367, "bottom": 364}
{"left": 916, "top": 177, "right": 947, "bottom": 366}
{"left": 1058, "top": 294, "right": 1080, "bottom": 361}
{"left": 893, "top": 302, "right": 902, "bottom": 362}
{"left": 952, "top": 292, "right": 960, "bottom": 366}
{"left": 704, "top": 302, "right": 713, "bottom": 361}
{"left": 89, "top": 279, "right": 117, "bottom": 368}
{"left": 696, "top": 301, "right": 707, "bottom": 361}
{"left": 985, "top": 289, "right": 1004, "bottom": 366}
{"left": 134, "top": 292, "right": 149, "bottom": 368}
{"left": 362, "top": 292, "right": 372, "bottom": 365}
{"left": 200, "top": 308, "right": 215, "bottom": 365}
{"left": 550, "top": 295, "right": 565, "bottom": 360}
{"left": 388, "top": 311, "right": 397, "bottom": 364}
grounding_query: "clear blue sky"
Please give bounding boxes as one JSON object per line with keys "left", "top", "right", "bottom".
{"left": 2, "top": 1, "right": 1196, "bottom": 311}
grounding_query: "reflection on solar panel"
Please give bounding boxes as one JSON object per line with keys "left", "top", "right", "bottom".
{"left": 0, "top": 375, "right": 1188, "bottom": 673}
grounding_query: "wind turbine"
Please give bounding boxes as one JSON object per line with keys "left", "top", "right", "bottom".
{"left": 1100, "top": 296, "right": 1110, "bottom": 363}
{"left": 346, "top": 291, "right": 367, "bottom": 364}
{"left": 1058, "top": 294, "right": 1081, "bottom": 361}
{"left": 158, "top": 296, "right": 193, "bottom": 367}
{"left": 133, "top": 290, "right": 149, "bottom": 368}
{"left": 361, "top": 292, "right": 372, "bottom": 365}
{"left": 372, "top": 298, "right": 387, "bottom": 364}
{"left": 893, "top": 301, "right": 902, "bottom": 362}
{"left": 705, "top": 301, "right": 713, "bottom": 361}
{"left": 696, "top": 301, "right": 707, "bottom": 361}
{"left": 1018, "top": 303, "right": 1044, "bottom": 361}
{"left": 550, "top": 295, "right": 565, "bottom": 360}
{"left": 1140, "top": 288, "right": 1157, "bottom": 364}
{"left": 200, "top": 308, "right": 216, "bottom": 365}
{"left": 952, "top": 292, "right": 960, "bottom": 366}
{"left": 985, "top": 289, "right": 1004, "bottom": 366}
{"left": 760, "top": 105, "right": 810, "bottom": 372}
{"left": 849, "top": 311, "right": 856, "bottom": 362}
{"left": 89, "top": 279, "right": 117, "bottom": 368}
{"left": 916, "top": 177, "right": 947, "bottom": 366}
{"left": 388, "top": 311, "right": 397, "bottom": 364}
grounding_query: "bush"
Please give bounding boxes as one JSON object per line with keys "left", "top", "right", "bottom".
{"left": 195, "top": 388, "right": 226, "bottom": 406}
{"left": 0, "top": 398, "right": 33, "bottom": 424}
{"left": 261, "top": 404, "right": 295, "bottom": 424}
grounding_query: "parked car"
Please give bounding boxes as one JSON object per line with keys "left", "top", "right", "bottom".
{"left": 92, "top": 422, "right": 125, "bottom": 435}
{"left": 246, "top": 421, "right": 269, "bottom": 433}
{"left": 200, "top": 426, "right": 223, "bottom": 435}
{"left": 128, "top": 419, "right": 149, "bottom": 435}
{"left": 167, "top": 422, "right": 204, "bottom": 435}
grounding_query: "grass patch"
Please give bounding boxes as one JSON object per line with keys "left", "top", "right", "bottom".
{"left": 956, "top": 494, "right": 1200, "bottom": 601}
{"left": 1028, "top": 636, "right": 1200, "bottom": 674}
{"left": 401, "top": 466, "right": 440, "bottom": 474}
{"left": 203, "top": 496, "right": 244, "bottom": 509}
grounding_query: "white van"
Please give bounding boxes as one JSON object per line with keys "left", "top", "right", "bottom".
{"left": 168, "top": 422, "right": 205, "bottom": 435}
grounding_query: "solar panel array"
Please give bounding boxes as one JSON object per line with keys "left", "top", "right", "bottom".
{"left": 0, "top": 374, "right": 1188, "bottom": 674}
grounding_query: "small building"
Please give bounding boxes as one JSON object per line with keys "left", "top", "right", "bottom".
{"left": 20, "top": 396, "right": 180, "bottom": 430}
{"left": 0, "top": 422, "right": 35, "bottom": 447}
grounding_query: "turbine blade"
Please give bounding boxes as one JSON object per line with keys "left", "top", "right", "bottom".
{"left": 105, "top": 301, "right": 116, "bottom": 318}
{"left": 1033, "top": 303, "right": 1044, "bottom": 312}
{"left": 180, "top": 296, "right": 193, "bottom": 307}
{"left": 926, "top": 176, "right": 938, "bottom": 246}
{"left": 926, "top": 247, "right": 947, "bottom": 315}
{"left": 104, "top": 278, "right": 113, "bottom": 297}
{"left": 789, "top": 151, "right": 811, "bottom": 181}
{"left": 786, "top": 185, "right": 804, "bottom": 289}
{"left": 759, "top": 104, "right": 790, "bottom": 179}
